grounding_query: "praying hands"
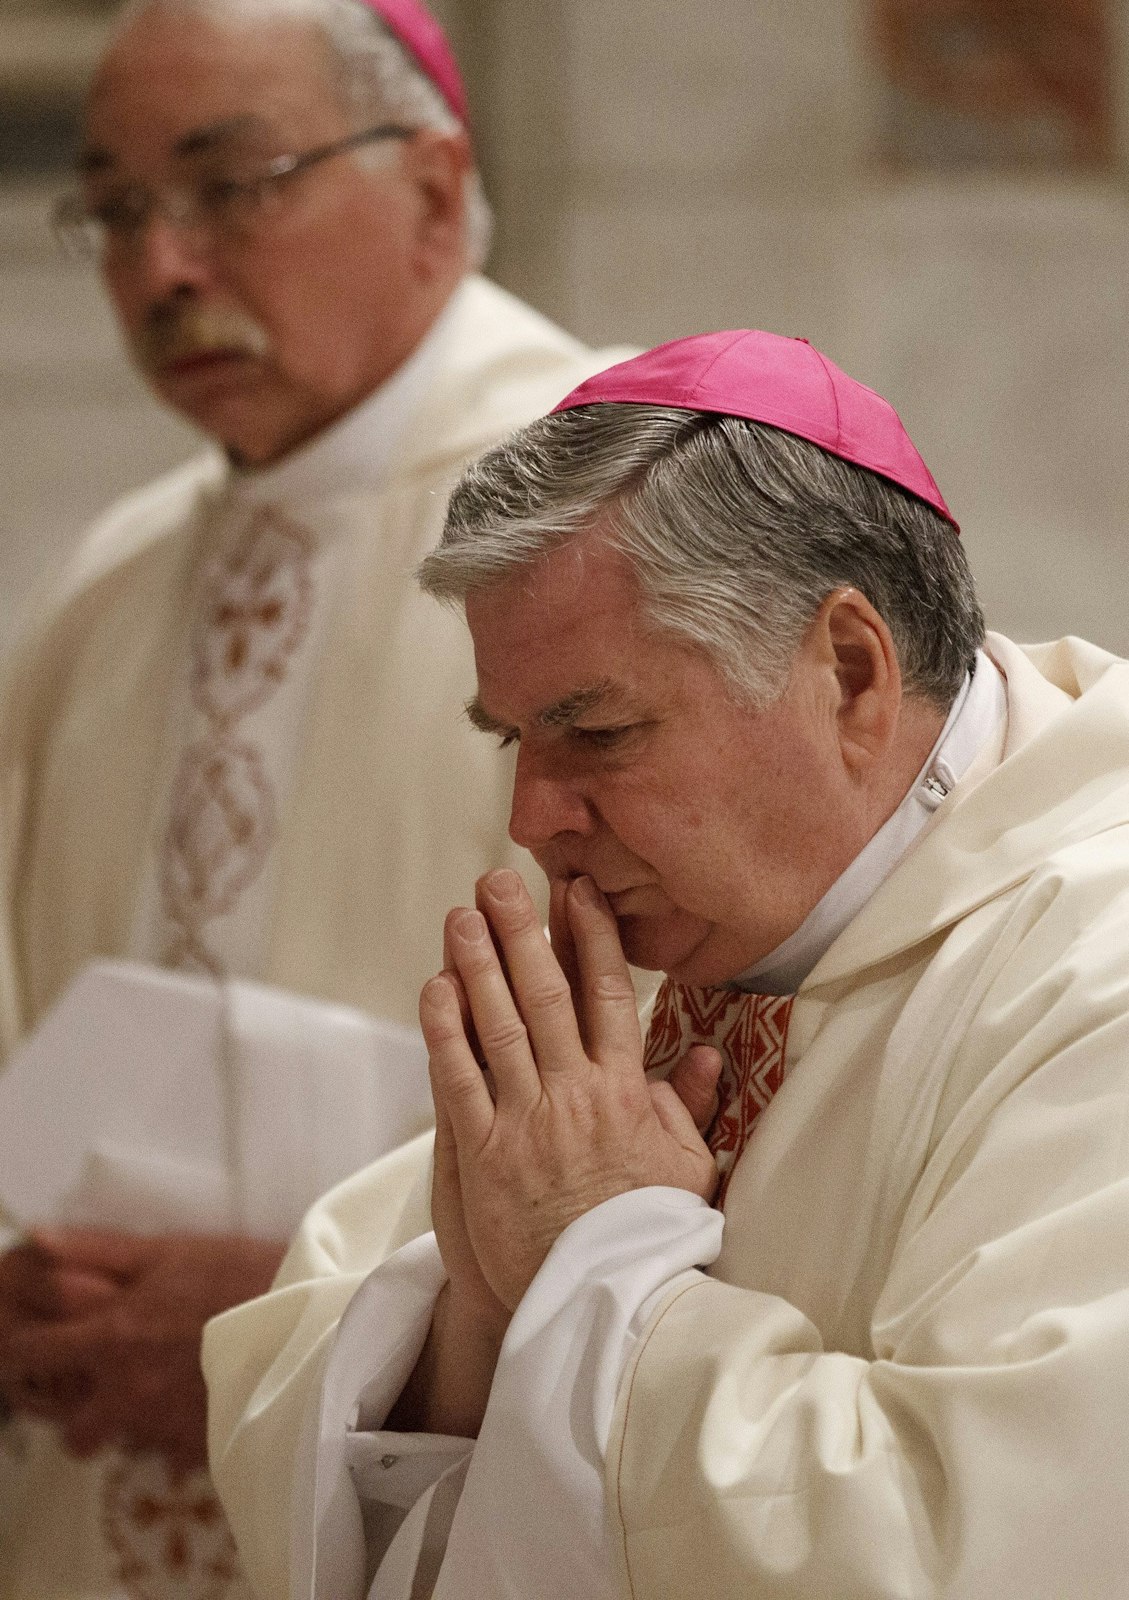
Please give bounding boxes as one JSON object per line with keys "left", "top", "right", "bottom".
{"left": 394, "top": 867, "right": 721, "bottom": 1438}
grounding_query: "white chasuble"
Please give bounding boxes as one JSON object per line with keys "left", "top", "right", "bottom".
{"left": 0, "top": 276, "right": 629, "bottom": 1600}
{"left": 98, "top": 503, "right": 329, "bottom": 1600}
{"left": 134, "top": 288, "right": 448, "bottom": 981}
{"left": 99, "top": 305, "right": 443, "bottom": 1600}
{"left": 207, "top": 638, "right": 1129, "bottom": 1598}
{"left": 139, "top": 501, "right": 319, "bottom": 977}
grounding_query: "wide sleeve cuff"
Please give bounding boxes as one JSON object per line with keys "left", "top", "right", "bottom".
{"left": 430, "top": 1187, "right": 724, "bottom": 1600}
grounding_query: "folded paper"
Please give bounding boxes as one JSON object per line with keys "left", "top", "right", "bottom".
{"left": 0, "top": 960, "right": 432, "bottom": 1239}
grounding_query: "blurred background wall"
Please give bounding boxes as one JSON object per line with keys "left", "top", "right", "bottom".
{"left": 1, "top": 0, "right": 1127, "bottom": 653}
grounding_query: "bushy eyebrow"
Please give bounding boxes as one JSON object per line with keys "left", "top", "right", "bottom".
{"left": 464, "top": 680, "right": 616, "bottom": 737}
{"left": 174, "top": 115, "right": 265, "bottom": 159}
{"left": 78, "top": 115, "right": 266, "bottom": 175}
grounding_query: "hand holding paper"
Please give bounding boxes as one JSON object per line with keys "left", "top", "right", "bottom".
{"left": 0, "top": 960, "right": 437, "bottom": 1470}
{"left": 0, "top": 1236, "right": 116, "bottom": 1420}
{"left": 0, "top": 1228, "right": 285, "bottom": 1466}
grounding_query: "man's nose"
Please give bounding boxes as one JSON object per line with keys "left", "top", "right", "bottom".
{"left": 507, "top": 746, "right": 593, "bottom": 851}
{"left": 119, "top": 214, "right": 215, "bottom": 299}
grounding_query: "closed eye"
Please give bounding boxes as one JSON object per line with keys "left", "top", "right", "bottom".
{"left": 572, "top": 724, "right": 640, "bottom": 750}
{"left": 463, "top": 698, "right": 517, "bottom": 746}
{"left": 493, "top": 725, "right": 638, "bottom": 752}
{"left": 197, "top": 173, "right": 256, "bottom": 208}
{"left": 90, "top": 187, "right": 147, "bottom": 231}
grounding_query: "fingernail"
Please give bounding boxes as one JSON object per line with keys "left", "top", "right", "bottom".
{"left": 420, "top": 975, "right": 453, "bottom": 1018}
{"left": 487, "top": 868, "right": 522, "bottom": 901}
{"left": 452, "top": 909, "right": 488, "bottom": 943}
{"left": 571, "top": 875, "right": 600, "bottom": 906}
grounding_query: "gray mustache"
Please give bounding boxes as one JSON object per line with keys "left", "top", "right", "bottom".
{"left": 132, "top": 304, "right": 272, "bottom": 370}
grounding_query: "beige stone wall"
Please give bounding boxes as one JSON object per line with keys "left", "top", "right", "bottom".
{"left": 1, "top": 0, "right": 1127, "bottom": 654}
{"left": 466, "top": 0, "right": 1129, "bottom": 656}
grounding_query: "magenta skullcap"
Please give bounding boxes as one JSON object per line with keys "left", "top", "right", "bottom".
{"left": 553, "top": 330, "right": 958, "bottom": 530}
{"left": 358, "top": 0, "right": 468, "bottom": 124}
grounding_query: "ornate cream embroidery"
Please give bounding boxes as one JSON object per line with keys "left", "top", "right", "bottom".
{"left": 101, "top": 1456, "right": 241, "bottom": 1600}
{"left": 160, "top": 738, "right": 276, "bottom": 974}
{"left": 643, "top": 980, "right": 794, "bottom": 1207}
{"left": 159, "top": 505, "right": 313, "bottom": 974}
{"left": 109, "top": 506, "right": 315, "bottom": 1596}
{"left": 191, "top": 509, "right": 316, "bottom": 723}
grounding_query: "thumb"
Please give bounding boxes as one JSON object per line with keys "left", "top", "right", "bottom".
{"left": 46, "top": 1266, "right": 121, "bottom": 1319}
{"left": 27, "top": 1227, "right": 151, "bottom": 1283}
{"left": 649, "top": 1047, "right": 722, "bottom": 1153}
{"left": 660, "top": 1045, "right": 722, "bottom": 1137}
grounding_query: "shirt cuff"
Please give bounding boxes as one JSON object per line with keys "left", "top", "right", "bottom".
{"left": 301, "top": 1232, "right": 468, "bottom": 1600}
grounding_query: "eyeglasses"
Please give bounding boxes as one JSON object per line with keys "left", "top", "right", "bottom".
{"left": 53, "top": 122, "right": 416, "bottom": 260}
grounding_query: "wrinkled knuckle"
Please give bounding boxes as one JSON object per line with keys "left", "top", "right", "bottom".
{"left": 425, "top": 1014, "right": 469, "bottom": 1051}
{"left": 558, "top": 1081, "right": 602, "bottom": 1131}
{"left": 490, "top": 896, "right": 541, "bottom": 935}
{"left": 524, "top": 976, "right": 572, "bottom": 1016}
{"left": 444, "top": 1066, "right": 488, "bottom": 1103}
{"left": 457, "top": 942, "right": 499, "bottom": 977}
{"left": 480, "top": 1016, "right": 529, "bottom": 1056}
{"left": 610, "top": 1079, "right": 648, "bottom": 1119}
{"left": 591, "top": 971, "right": 637, "bottom": 1006}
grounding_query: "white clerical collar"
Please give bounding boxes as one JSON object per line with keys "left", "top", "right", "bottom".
{"left": 733, "top": 650, "right": 1008, "bottom": 996}
{"left": 227, "top": 278, "right": 468, "bottom": 516}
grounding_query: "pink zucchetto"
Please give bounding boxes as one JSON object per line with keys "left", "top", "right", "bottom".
{"left": 553, "top": 330, "right": 959, "bottom": 530}
{"left": 359, "top": 0, "right": 468, "bottom": 124}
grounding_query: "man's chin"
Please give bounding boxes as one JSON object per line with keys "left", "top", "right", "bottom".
{"left": 614, "top": 919, "right": 665, "bottom": 972}
{"left": 151, "top": 382, "right": 301, "bottom": 466}
{"left": 615, "top": 915, "right": 761, "bottom": 988}
{"left": 152, "top": 374, "right": 250, "bottom": 433}
{"left": 614, "top": 913, "right": 710, "bottom": 978}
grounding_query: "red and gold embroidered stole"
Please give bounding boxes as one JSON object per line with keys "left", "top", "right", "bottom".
{"left": 643, "top": 979, "right": 794, "bottom": 1207}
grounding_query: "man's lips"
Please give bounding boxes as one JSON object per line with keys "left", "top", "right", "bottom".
{"left": 553, "top": 872, "right": 656, "bottom": 905}
{"left": 157, "top": 348, "right": 259, "bottom": 379}
{"left": 603, "top": 885, "right": 662, "bottom": 914}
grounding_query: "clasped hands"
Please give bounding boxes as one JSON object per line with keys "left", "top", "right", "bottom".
{"left": 0, "top": 1228, "right": 285, "bottom": 1466}
{"left": 412, "top": 868, "right": 721, "bottom": 1430}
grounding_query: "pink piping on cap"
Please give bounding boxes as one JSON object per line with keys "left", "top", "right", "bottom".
{"left": 357, "top": 0, "right": 468, "bottom": 124}
{"left": 553, "top": 330, "right": 958, "bottom": 530}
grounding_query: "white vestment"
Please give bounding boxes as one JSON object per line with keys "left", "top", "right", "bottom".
{"left": 204, "top": 633, "right": 1129, "bottom": 1599}
{"left": 0, "top": 276, "right": 624, "bottom": 1600}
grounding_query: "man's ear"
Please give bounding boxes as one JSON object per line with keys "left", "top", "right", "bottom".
{"left": 813, "top": 586, "right": 903, "bottom": 774}
{"left": 402, "top": 130, "right": 472, "bottom": 277}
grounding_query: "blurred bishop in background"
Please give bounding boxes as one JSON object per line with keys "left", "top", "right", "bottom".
{"left": 0, "top": 1, "right": 624, "bottom": 1595}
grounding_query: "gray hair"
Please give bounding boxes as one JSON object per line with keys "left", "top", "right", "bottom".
{"left": 421, "top": 405, "right": 985, "bottom": 709}
{"left": 111, "top": 0, "right": 493, "bottom": 267}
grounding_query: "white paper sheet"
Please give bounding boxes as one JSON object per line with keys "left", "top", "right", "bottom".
{"left": 0, "top": 960, "right": 432, "bottom": 1239}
